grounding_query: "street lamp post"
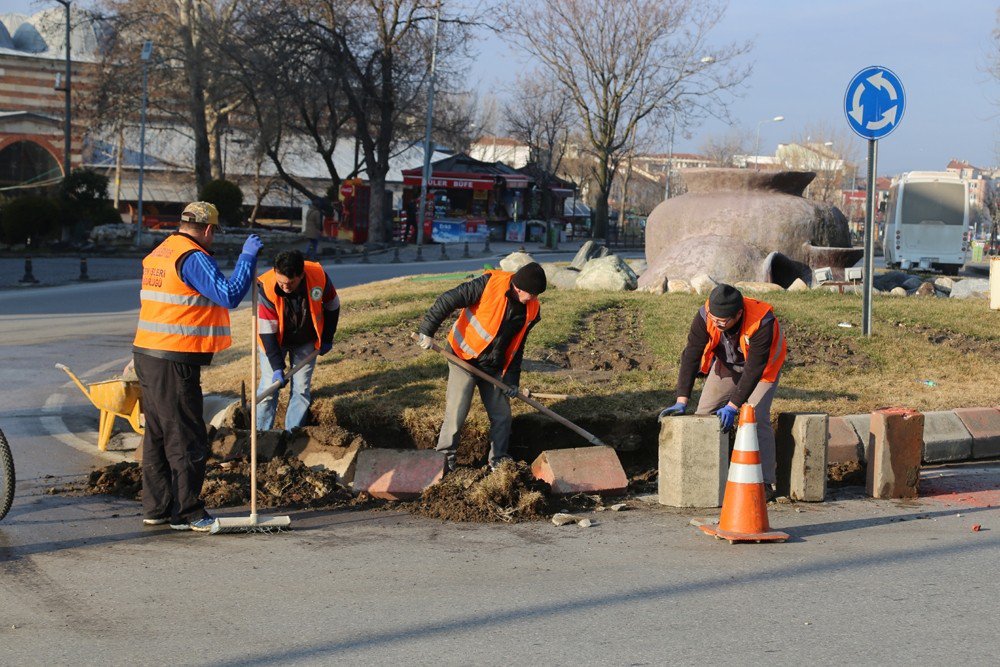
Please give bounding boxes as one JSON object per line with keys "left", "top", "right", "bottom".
{"left": 753, "top": 115, "right": 784, "bottom": 170}
{"left": 416, "top": 1, "right": 442, "bottom": 260}
{"left": 136, "top": 40, "right": 153, "bottom": 248}
{"left": 54, "top": 0, "right": 71, "bottom": 178}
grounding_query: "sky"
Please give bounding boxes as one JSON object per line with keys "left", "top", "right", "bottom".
{"left": 2, "top": 0, "right": 997, "bottom": 176}
{"left": 466, "top": 0, "right": 1000, "bottom": 176}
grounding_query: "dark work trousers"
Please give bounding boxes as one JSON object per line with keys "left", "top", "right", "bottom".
{"left": 134, "top": 353, "right": 209, "bottom": 523}
{"left": 436, "top": 361, "right": 512, "bottom": 465}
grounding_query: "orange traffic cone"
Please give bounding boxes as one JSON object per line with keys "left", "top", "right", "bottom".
{"left": 700, "top": 404, "right": 789, "bottom": 544}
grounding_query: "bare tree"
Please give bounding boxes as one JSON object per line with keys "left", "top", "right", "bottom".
{"left": 500, "top": 0, "right": 750, "bottom": 238}
{"left": 300, "top": 0, "right": 471, "bottom": 244}
{"left": 779, "top": 122, "right": 862, "bottom": 206}
{"left": 699, "top": 126, "right": 751, "bottom": 168}
{"left": 97, "top": 0, "right": 247, "bottom": 191}
{"left": 503, "top": 72, "right": 573, "bottom": 223}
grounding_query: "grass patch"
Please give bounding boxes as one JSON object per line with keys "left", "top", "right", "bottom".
{"left": 201, "top": 275, "right": 1000, "bottom": 455}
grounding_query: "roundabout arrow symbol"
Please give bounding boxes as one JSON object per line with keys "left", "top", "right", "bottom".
{"left": 866, "top": 105, "right": 898, "bottom": 130}
{"left": 849, "top": 83, "right": 865, "bottom": 124}
{"left": 866, "top": 71, "right": 898, "bottom": 100}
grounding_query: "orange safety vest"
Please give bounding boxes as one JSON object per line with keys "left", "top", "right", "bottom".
{"left": 447, "top": 271, "right": 540, "bottom": 374}
{"left": 699, "top": 297, "right": 786, "bottom": 383}
{"left": 133, "top": 233, "right": 231, "bottom": 354}
{"left": 257, "top": 261, "right": 329, "bottom": 350}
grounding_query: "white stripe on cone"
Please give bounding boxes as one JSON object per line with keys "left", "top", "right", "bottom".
{"left": 727, "top": 462, "right": 764, "bottom": 484}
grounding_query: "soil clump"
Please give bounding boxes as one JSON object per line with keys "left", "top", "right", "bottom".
{"left": 410, "top": 460, "right": 550, "bottom": 523}
{"left": 780, "top": 320, "right": 872, "bottom": 370}
{"left": 537, "top": 305, "right": 656, "bottom": 373}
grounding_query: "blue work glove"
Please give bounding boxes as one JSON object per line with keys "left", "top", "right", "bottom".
{"left": 502, "top": 385, "right": 519, "bottom": 399}
{"left": 242, "top": 234, "right": 263, "bottom": 257}
{"left": 658, "top": 402, "right": 686, "bottom": 419}
{"left": 318, "top": 342, "right": 333, "bottom": 356}
{"left": 271, "top": 369, "right": 287, "bottom": 388}
{"left": 715, "top": 404, "right": 739, "bottom": 432}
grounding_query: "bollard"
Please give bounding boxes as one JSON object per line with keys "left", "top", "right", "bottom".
{"left": 391, "top": 245, "right": 401, "bottom": 263}
{"left": 18, "top": 257, "right": 39, "bottom": 284}
{"left": 483, "top": 236, "right": 491, "bottom": 253}
{"left": 78, "top": 257, "right": 90, "bottom": 281}
{"left": 362, "top": 246, "right": 370, "bottom": 263}
{"left": 463, "top": 240, "right": 470, "bottom": 258}
{"left": 334, "top": 246, "right": 342, "bottom": 264}
{"left": 415, "top": 244, "right": 424, "bottom": 262}
{"left": 439, "top": 242, "right": 449, "bottom": 260}
{"left": 225, "top": 252, "right": 236, "bottom": 269}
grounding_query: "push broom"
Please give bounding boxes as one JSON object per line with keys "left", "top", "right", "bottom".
{"left": 211, "top": 280, "right": 291, "bottom": 534}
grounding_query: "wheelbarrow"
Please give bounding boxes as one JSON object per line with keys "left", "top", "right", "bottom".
{"left": 56, "top": 363, "right": 144, "bottom": 451}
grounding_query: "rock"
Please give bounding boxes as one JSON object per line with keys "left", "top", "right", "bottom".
{"left": 934, "top": 276, "right": 955, "bottom": 290}
{"left": 551, "top": 512, "right": 579, "bottom": 526}
{"left": 609, "top": 503, "right": 628, "bottom": 512}
{"left": 825, "top": 284, "right": 860, "bottom": 294}
{"left": 551, "top": 267, "right": 581, "bottom": 290}
{"left": 628, "top": 258, "right": 648, "bottom": 275}
{"left": 540, "top": 262, "right": 562, "bottom": 285}
{"left": 641, "top": 273, "right": 669, "bottom": 294}
{"left": 499, "top": 251, "right": 536, "bottom": 273}
{"left": 690, "top": 273, "right": 718, "bottom": 295}
{"left": 787, "top": 278, "right": 809, "bottom": 291}
{"left": 210, "top": 427, "right": 248, "bottom": 461}
{"left": 914, "top": 281, "right": 936, "bottom": 297}
{"left": 873, "top": 271, "right": 914, "bottom": 292}
{"left": 577, "top": 518, "right": 594, "bottom": 528}
{"left": 667, "top": 279, "right": 695, "bottom": 294}
{"left": 640, "top": 169, "right": 853, "bottom": 290}
{"left": 890, "top": 286, "right": 907, "bottom": 296}
{"left": 285, "top": 431, "right": 363, "bottom": 484}
{"left": 950, "top": 278, "right": 990, "bottom": 300}
{"left": 733, "top": 281, "right": 783, "bottom": 293}
{"left": 570, "top": 240, "right": 607, "bottom": 270}
{"left": 575, "top": 255, "right": 638, "bottom": 291}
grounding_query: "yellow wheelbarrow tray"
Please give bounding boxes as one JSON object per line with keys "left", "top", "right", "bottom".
{"left": 56, "top": 363, "right": 144, "bottom": 451}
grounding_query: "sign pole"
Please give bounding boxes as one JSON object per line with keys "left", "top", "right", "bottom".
{"left": 862, "top": 138, "right": 877, "bottom": 336}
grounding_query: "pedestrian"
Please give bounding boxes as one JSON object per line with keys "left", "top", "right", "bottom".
{"left": 303, "top": 198, "right": 323, "bottom": 260}
{"left": 132, "top": 201, "right": 262, "bottom": 532}
{"left": 416, "top": 262, "right": 546, "bottom": 471}
{"left": 256, "top": 249, "right": 340, "bottom": 431}
{"left": 658, "top": 283, "right": 787, "bottom": 491}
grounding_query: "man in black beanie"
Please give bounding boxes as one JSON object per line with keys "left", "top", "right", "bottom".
{"left": 415, "top": 262, "right": 546, "bottom": 471}
{"left": 658, "top": 283, "right": 788, "bottom": 490}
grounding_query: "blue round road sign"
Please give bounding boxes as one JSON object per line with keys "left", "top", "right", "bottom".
{"left": 844, "top": 66, "right": 905, "bottom": 140}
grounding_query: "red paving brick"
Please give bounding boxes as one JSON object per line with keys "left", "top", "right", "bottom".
{"left": 531, "top": 446, "right": 628, "bottom": 495}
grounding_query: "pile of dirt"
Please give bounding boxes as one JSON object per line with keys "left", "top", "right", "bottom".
{"left": 337, "top": 318, "right": 427, "bottom": 363}
{"left": 410, "top": 459, "right": 550, "bottom": 523}
{"left": 890, "top": 320, "right": 1000, "bottom": 357}
{"left": 828, "top": 460, "right": 865, "bottom": 486}
{"left": 85, "top": 457, "right": 357, "bottom": 510}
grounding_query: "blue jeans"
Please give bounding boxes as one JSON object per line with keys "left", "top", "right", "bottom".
{"left": 256, "top": 342, "right": 318, "bottom": 431}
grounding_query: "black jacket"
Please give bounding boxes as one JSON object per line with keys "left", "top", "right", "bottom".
{"left": 419, "top": 273, "right": 540, "bottom": 386}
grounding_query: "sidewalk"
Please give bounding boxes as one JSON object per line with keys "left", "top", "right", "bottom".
{"left": 0, "top": 238, "right": 626, "bottom": 290}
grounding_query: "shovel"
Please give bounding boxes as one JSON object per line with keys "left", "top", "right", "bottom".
{"left": 255, "top": 349, "right": 320, "bottom": 404}
{"left": 410, "top": 332, "right": 604, "bottom": 446}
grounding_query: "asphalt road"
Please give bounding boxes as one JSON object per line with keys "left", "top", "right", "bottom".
{"left": 1, "top": 249, "right": 998, "bottom": 665}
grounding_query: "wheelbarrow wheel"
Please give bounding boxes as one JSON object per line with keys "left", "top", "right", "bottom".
{"left": 0, "top": 428, "right": 14, "bottom": 522}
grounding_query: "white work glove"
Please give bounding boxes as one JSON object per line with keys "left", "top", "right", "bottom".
{"left": 416, "top": 333, "right": 433, "bottom": 350}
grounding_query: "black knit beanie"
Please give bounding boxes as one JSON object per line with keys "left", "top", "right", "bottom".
{"left": 511, "top": 262, "right": 547, "bottom": 295}
{"left": 708, "top": 283, "right": 744, "bottom": 318}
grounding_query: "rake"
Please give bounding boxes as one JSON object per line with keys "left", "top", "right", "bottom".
{"left": 211, "top": 280, "right": 292, "bottom": 534}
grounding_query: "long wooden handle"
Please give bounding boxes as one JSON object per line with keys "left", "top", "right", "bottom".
{"left": 254, "top": 350, "right": 320, "bottom": 404}
{"left": 250, "top": 280, "right": 259, "bottom": 520}
{"left": 410, "top": 333, "right": 604, "bottom": 446}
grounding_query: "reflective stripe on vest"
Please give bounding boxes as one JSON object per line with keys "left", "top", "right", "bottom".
{"left": 699, "top": 297, "right": 786, "bottom": 383}
{"left": 258, "top": 262, "right": 329, "bottom": 350}
{"left": 133, "top": 233, "right": 232, "bottom": 354}
{"left": 447, "top": 271, "right": 540, "bottom": 374}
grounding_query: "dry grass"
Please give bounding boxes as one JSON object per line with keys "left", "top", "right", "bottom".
{"left": 201, "top": 274, "right": 1000, "bottom": 432}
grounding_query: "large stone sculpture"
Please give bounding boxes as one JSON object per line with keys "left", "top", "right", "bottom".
{"left": 638, "top": 169, "right": 861, "bottom": 290}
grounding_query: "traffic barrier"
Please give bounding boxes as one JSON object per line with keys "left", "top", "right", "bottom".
{"left": 700, "top": 404, "right": 789, "bottom": 543}
{"left": 361, "top": 246, "right": 370, "bottom": 264}
{"left": 78, "top": 257, "right": 90, "bottom": 281}
{"left": 391, "top": 245, "right": 401, "bottom": 263}
{"left": 439, "top": 243, "right": 448, "bottom": 260}
{"left": 18, "top": 257, "right": 39, "bottom": 284}
{"left": 415, "top": 244, "right": 424, "bottom": 262}
{"left": 463, "top": 240, "right": 470, "bottom": 258}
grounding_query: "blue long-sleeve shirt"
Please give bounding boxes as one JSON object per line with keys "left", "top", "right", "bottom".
{"left": 180, "top": 251, "right": 257, "bottom": 307}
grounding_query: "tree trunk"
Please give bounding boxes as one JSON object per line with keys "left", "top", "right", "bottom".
{"left": 368, "top": 172, "right": 387, "bottom": 244}
{"left": 593, "top": 156, "right": 612, "bottom": 239}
